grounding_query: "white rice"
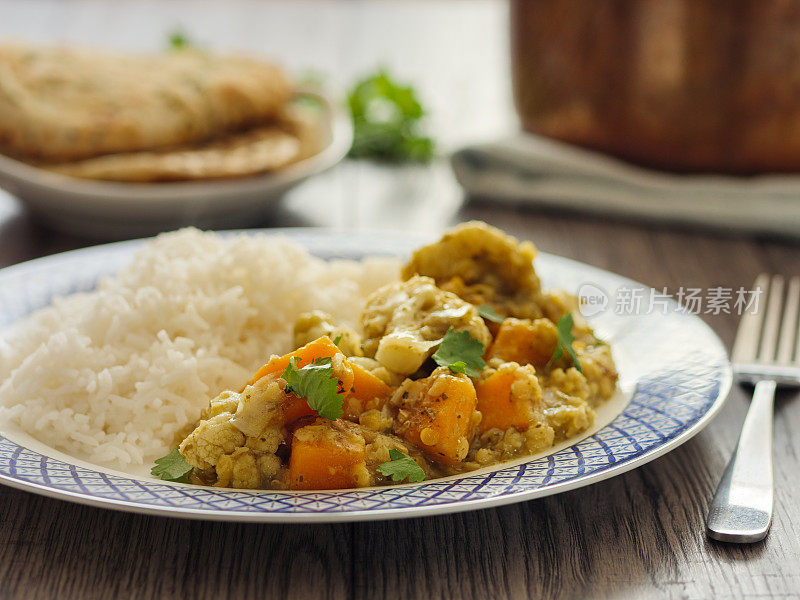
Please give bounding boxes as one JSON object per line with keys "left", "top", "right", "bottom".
{"left": 0, "top": 228, "right": 399, "bottom": 467}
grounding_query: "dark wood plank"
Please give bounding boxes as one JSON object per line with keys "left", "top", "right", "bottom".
{"left": 1, "top": 1, "right": 799, "bottom": 599}
{"left": 2, "top": 203, "right": 799, "bottom": 600}
{"left": 0, "top": 487, "right": 355, "bottom": 600}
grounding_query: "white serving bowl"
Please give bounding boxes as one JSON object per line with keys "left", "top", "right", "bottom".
{"left": 0, "top": 88, "right": 352, "bottom": 238}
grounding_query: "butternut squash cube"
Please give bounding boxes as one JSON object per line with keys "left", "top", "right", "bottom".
{"left": 247, "top": 336, "right": 343, "bottom": 386}
{"left": 392, "top": 367, "right": 477, "bottom": 465}
{"left": 487, "top": 318, "right": 558, "bottom": 368}
{"left": 248, "top": 337, "right": 390, "bottom": 422}
{"left": 343, "top": 362, "right": 393, "bottom": 419}
{"left": 475, "top": 363, "right": 544, "bottom": 432}
{"left": 288, "top": 419, "right": 368, "bottom": 490}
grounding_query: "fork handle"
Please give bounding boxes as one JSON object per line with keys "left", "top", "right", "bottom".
{"left": 707, "top": 379, "right": 775, "bottom": 543}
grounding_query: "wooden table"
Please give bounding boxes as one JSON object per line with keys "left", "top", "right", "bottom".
{"left": 1, "top": 2, "right": 799, "bottom": 598}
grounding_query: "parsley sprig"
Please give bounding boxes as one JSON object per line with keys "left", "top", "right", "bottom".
{"left": 347, "top": 70, "right": 434, "bottom": 163}
{"left": 167, "top": 30, "right": 193, "bottom": 50}
{"left": 549, "top": 314, "right": 582, "bottom": 373}
{"left": 477, "top": 304, "right": 504, "bottom": 323}
{"left": 151, "top": 448, "right": 192, "bottom": 483}
{"left": 281, "top": 356, "right": 344, "bottom": 420}
{"left": 376, "top": 449, "right": 426, "bottom": 483}
{"left": 432, "top": 328, "right": 486, "bottom": 378}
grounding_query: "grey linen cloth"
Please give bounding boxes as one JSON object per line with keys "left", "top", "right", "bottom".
{"left": 451, "top": 134, "right": 800, "bottom": 238}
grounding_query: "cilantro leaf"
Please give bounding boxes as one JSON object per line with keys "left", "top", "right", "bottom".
{"left": 291, "top": 95, "right": 325, "bottom": 112}
{"left": 549, "top": 314, "right": 583, "bottom": 373}
{"left": 167, "top": 29, "right": 193, "bottom": 50}
{"left": 333, "top": 334, "right": 343, "bottom": 347}
{"left": 376, "top": 449, "right": 426, "bottom": 483}
{"left": 151, "top": 448, "right": 192, "bottom": 483}
{"left": 477, "top": 304, "right": 504, "bottom": 323}
{"left": 347, "top": 70, "right": 435, "bottom": 163}
{"left": 432, "top": 328, "right": 486, "bottom": 378}
{"left": 281, "top": 356, "right": 344, "bottom": 420}
{"left": 449, "top": 361, "right": 467, "bottom": 374}
{"left": 296, "top": 69, "right": 326, "bottom": 87}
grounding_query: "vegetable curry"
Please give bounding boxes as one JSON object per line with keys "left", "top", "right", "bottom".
{"left": 154, "top": 222, "right": 618, "bottom": 490}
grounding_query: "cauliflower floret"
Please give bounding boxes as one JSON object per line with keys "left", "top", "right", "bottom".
{"left": 179, "top": 413, "right": 245, "bottom": 472}
{"left": 540, "top": 367, "right": 596, "bottom": 440}
{"left": 178, "top": 375, "right": 289, "bottom": 487}
{"left": 294, "top": 310, "right": 363, "bottom": 357}
{"left": 213, "top": 446, "right": 283, "bottom": 489}
{"left": 231, "top": 378, "right": 286, "bottom": 437}
{"left": 542, "top": 367, "right": 590, "bottom": 402}
{"left": 572, "top": 343, "right": 618, "bottom": 404}
{"left": 361, "top": 276, "right": 491, "bottom": 375}
{"left": 215, "top": 447, "right": 260, "bottom": 488}
{"left": 543, "top": 390, "right": 595, "bottom": 439}
{"left": 401, "top": 221, "right": 545, "bottom": 320}
{"left": 201, "top": 390, "right": 240, "bottom": 420}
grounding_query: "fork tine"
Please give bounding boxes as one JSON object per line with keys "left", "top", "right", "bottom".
{"left": 757, "top": 275, "right": 784, "bottom": 362}
{"left": 792, "top": 277, "right": 800, "bottom": 366}
{"left": 732, "top": 273, "right": 769, "bottom": 363}
{"left": 778, "top": 276, "right": 800, "bottom": 364}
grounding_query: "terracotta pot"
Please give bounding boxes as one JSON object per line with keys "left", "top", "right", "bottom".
{"left": 511, "top": 0, "right": 800, "bottom": 173}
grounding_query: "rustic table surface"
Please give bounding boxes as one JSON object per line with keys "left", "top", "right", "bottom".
{"left": 1, "top": 1, "right": 799, "bottom": 599}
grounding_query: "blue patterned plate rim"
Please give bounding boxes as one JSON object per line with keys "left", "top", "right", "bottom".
{"left": 0, "top": 228, "right": 732, "bottom": 522}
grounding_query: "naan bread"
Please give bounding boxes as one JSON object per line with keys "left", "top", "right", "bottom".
{"left": 45, "top": 107, "right": 322, "bottom": 182}
{"left": 0, "top": 43, "right": 292, "bottom": 161}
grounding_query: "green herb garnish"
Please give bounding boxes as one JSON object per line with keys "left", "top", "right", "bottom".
{"left": 347, "top": 70, "right": 434, "bottom": 163}
{"left": 376, "top": 449, "right": 426, "bottom": 483}
{"left": 167, "top": 29, "right": 193, "bottom": 50}
{"left": 449, "top": 361, "right": 467, "bottom": 374}
{"left": 333, "top": 334, "right": 343, "bottom": 347}
{"left": 151, "top": 448, "right": 192, "bottom": 483}
{"left": 432, "top": 328, "right": 486, "bottom": 377}
{"left": 281, "top": 356, "right": 344, "bottom": 420}
{"left": 291, "top": 95, "right": 325, "bottom": 112}
{"left": 549, "top": 314, "right": 582, "bottom": 373}
{"left": 296, "top": 69, "right": 326, "bottom": 87}
{"left": 477, "top": 304, "right": 504, "bottom": 323}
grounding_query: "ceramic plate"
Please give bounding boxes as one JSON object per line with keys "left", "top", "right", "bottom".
{"left": 0, "top": 89, "right": 352, "bottom": 239}
{"left": 0, "top": 229, "right": 731, "bottom": 522}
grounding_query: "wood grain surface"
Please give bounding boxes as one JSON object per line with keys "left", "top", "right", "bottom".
{"left": 0, "top": 2, "right": 799, "bottom": 599}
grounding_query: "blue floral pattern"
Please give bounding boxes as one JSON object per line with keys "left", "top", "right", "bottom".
{"left": 0, "top": 230, "right": 731, "bottom": 521}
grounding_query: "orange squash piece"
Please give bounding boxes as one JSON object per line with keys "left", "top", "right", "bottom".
{"left": 394, "top": 368, "right": 477, "bottom": 465}
{"left": 247, "top": 336, "right": 342, "bottom": 386}
{"left": 280, "top": 392, "right": 317, "bottom": 425}
{"left": 288, "top": 419, "right": 367, "bottom": 490}
{"left": 475, "top": 364, "right": 542, "bottom": 432}
{"left": 249, "top": 337, "right": 391, "bottom": 423}
{"left": 244, "top": 371, "right": 318, "bottom": 426}
{"left": 343, "top": 362, "right": 392, "bottom": 418}
{"left": 487, "top": 318, "right": 558, "bottom": 368}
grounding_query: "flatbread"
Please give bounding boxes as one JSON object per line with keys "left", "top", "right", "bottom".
{"left": 45, "top": 107, "right": 323, "bottom": 182}
{"left": 0, "top": 43, "right": 292, "bottom": 161}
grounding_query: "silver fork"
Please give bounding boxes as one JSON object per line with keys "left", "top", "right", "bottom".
{"left": 707, "top": 274, "right": 800, "bottom": 543}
